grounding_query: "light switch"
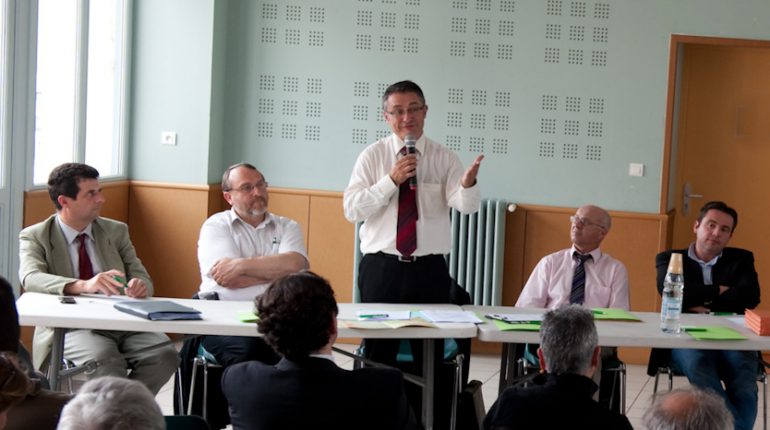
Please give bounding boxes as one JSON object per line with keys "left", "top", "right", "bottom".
{"left": 628, "top": 163, "right": 644, "bottom": 177}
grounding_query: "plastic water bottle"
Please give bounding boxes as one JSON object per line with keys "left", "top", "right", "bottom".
{"left": 660, "top": 253, "right": 684, "bottom": 333}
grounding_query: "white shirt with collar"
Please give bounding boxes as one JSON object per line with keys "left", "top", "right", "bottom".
{"left": 343, "top": 133, "right": 481, "bottom": 256}
{"left": 197, "top": 210, "right": 307, "bottom": 301}
{"left": 516, "top": 245, "right": 629, "bottom": 310}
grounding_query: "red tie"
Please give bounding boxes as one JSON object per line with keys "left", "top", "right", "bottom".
{"left": 77, "top": 234, "right": 94, "bottom": 280}
{"left": 396, "top": 178, "right": 418, "bottom": 257}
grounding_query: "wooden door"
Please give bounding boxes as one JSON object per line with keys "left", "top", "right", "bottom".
{"left": 672, "top": 43, "right": 770, "bottom": 309}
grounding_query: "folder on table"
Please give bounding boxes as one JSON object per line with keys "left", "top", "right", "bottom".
{"left": 114, "top": 300, "right": 202, "bottom": 321}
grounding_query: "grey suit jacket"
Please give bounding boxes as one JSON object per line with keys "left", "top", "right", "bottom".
{"left": 18, "top": 214, "right": 153, "bottom": 368}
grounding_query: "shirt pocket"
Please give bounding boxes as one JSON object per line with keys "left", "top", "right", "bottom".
{"left": 418, "top": 183, "right": 447, "bottom": 218}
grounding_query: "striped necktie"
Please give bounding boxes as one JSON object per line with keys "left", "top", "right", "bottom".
{"left": 569, "top": 252, "right": 592, "bottom": 305}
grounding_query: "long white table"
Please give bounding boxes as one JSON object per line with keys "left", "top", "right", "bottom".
{"left": 466, "top": 305, "right": 770, "bottom": 393}
{"left": 16, "top": 293, "right": 476, "bottom": 430}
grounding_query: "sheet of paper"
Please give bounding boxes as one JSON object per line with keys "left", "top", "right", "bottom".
{"left": 485, "top": 313, "right": 543, "bottom": 323}
{"left": 237, "top": 311, "right": 258, "bottom": 323}
{"left": 419, "top": 310, "right": 483, "bottom": 324}
{"left": 489, "top": 319, "right": 541, "bottom": 332}
{"left": 684, "top": 326, "right": 748, "bottom": 341}
{"left": 591, "top": 308, "right": 641, "bottom": 321}
{"left": 339, "top": 317, "right": 436, "bottom": 329}
{"left": 355, "top": 310, "right": 411, "bottom": 320}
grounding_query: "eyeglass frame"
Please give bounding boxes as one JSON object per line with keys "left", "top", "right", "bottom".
{"left": 385, "top": 104, "right": 426, "bottom": 118}
{"left": 224, "top": 180, "right": 269, "bottom": 193}
{"left": 570, "top": 215, "right": 607, "bottom": 231}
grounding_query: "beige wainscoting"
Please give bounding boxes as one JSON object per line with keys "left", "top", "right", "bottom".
{"left": 23, "top": 184, "right": 674, "bottom": 363}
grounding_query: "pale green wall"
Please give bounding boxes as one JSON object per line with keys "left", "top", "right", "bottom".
{"left": 129, "top": 0, "right": 217, "bottom": 184}
{"left": 130, "top": 0, "right": 770, "bottom": 212}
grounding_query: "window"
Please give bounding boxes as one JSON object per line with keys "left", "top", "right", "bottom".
{"left": 33, "top": 0, "right": 128, "bottom": 184}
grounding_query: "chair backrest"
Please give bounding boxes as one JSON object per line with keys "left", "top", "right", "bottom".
{"left": 164, "top": 414, "right": 211, "bottom": 430}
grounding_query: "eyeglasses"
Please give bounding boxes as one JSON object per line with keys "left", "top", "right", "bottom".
{"left": 385, "top": 105, "right": 425, "bottom": 117}
{"left": 227, "top": 181, "right": 268, "bottom": 193}
{"left": 570, "top": 215, "right": 606, "bottom": 231}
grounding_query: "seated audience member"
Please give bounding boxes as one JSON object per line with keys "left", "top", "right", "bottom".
{"left": 1, "top": 277, "right": 71, "bottom": 430}
{"left": 483, "top": 305, "right": 632, "bottom": 430}
{"left": 222, "top": 271, "right": 417, "bottom": 430}
{"left": 56, "top": 376, "right": 164, "bottom": 430}
{"left": 185, "top": 163, "right": 308, "bottom": 427}
{"left": 516, "top": 204, "right": 628, "bottom": 310}
{"left": 18, "top": 163, "right": 178, "bottom": 394}
{"left": 197, "top": 162, "right": 308, "bottom": 366}
{"left": 656, "top": 201, "right": 759, "bottom": 430}
{"left": 0, "top": 353, "right": 30, "bottom": 430}
{"left": 643, "top": 386, "right": 733, "bottom": 430}
{"left": 0, "top": 277, "right": 19, "bottom": 352}
{"left": 515, "top": 204, "right": 628, "bottom": 409}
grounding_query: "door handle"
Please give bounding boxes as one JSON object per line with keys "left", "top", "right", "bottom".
{"left": 682, "top": 183, "right": 703, "bottom": 216}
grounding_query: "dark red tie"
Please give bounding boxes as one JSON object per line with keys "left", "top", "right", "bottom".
{"left": 77, "top": 233, "right": 94, "bottom": 280}
{"left": 396, "top": 170, "right": 418, "bottom": 257}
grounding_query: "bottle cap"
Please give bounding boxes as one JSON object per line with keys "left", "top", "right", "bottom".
{"left": 667, "top": 253, "right": 683, "bottom": 274}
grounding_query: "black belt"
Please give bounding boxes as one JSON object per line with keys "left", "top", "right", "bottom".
{"left": 371, "top": 252, "right": 437, "bottom": 263}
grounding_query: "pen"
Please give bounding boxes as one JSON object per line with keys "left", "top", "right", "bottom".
{"left": 359, "top": 314, "right": 389, "bottom": 319}
{"left": 113, "top": 275, "right": 128, "bottom": 295}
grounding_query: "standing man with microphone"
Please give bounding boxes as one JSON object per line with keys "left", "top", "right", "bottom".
{"left": 344, "top": 80, "right": 483, "bottom": 426}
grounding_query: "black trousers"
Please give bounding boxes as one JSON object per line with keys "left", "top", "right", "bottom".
{"left": 359, "top": 252, "right": 453, "bottom": 427}
{"left": 199, "top": 335, "right": 280, "bottom": 367}
{"left": 359, "top": 252, "right": 452, "bottom": 368}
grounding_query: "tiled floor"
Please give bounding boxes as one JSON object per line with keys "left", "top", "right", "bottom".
{"left": 155, "top": 344, "right": 767, "bottom": 430}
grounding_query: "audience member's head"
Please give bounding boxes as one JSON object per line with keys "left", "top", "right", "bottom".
{"left": 47, "top": 163, "right": 100, "bottom": 211}
{"left": 643, "top": 386, "right": 733, "bottom": 430}
{"left": 56, "top": 376, "right": 164, "bottom": 430}
{"left": 256, "top": 271, "right": 338, "bottom": 361}
{"left": 0, "top": 277, "right": 19, "bottom": 352}
{"left": 537, "top": 305, "right": 599, "bottom": 376}
{"left": 0, "top": 353, "right": 30, "bottom": 430}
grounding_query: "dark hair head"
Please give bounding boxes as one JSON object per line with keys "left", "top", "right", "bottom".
{"left": 47, "top": 163, "right": 100, "bottom": 210}
{"left": 221, "top": 162, "right": 260, "bottom": 192}
{"left": 382, "top": 80, "right": 425, "bottom": 111}
{"left": 256, "top": 271, "right": 338, "bottom": 360}
{"left": 697, "top": 201, "right": 738, "bottom": 233}
{"left": 0, "top": 352, "right": 31, "bottom": 413}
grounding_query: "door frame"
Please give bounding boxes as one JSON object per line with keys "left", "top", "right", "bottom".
{"left": 660, "top": 35, "right": 770, "bottom": 219}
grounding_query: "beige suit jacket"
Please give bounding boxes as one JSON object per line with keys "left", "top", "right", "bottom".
{"left": 18, "top": 214, "right": 153, "bottom": 369}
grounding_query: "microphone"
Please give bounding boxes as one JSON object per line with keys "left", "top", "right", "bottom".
{"left": 405, "top": 135, "right": 417, "bottom": 190}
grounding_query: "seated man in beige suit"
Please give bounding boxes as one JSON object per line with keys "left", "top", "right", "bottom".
{"left": 18, "top": 163, "right": 178, "bottom": 394}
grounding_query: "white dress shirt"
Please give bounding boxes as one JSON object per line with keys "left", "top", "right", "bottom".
{"left": 197, "top": 210, "right": 307, "bottom": 301}
{"left": 516, "top": 246, "right": 630, "bottom": 310}
{"left": 343, "top": 133, "right": 481, "bottom": 256}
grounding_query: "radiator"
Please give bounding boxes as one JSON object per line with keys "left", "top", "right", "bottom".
{"left": 352, "top": 199, "right": 514, "bottom": 305}
{"left": 448, "top": 199, "right": 512, "bottom": 306}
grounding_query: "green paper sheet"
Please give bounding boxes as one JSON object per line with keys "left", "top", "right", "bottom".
{"left": 684, "top": 326, "right": 748, "bottom": 341}
{"left": 591, "top": 308, "right": 641, "bottom": 321}
{"left": 238, "top": 311, "right": 258, "bottom": 323}
{"left": 490, "top": 318, "right": 541, "bottom": 332}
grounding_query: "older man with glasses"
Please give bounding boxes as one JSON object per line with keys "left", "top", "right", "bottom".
{"left": 516, "top": 204, "right": 629, "bottom": 310}
{"left": 515, "top": 204, "right": 629, "bottom": 412}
